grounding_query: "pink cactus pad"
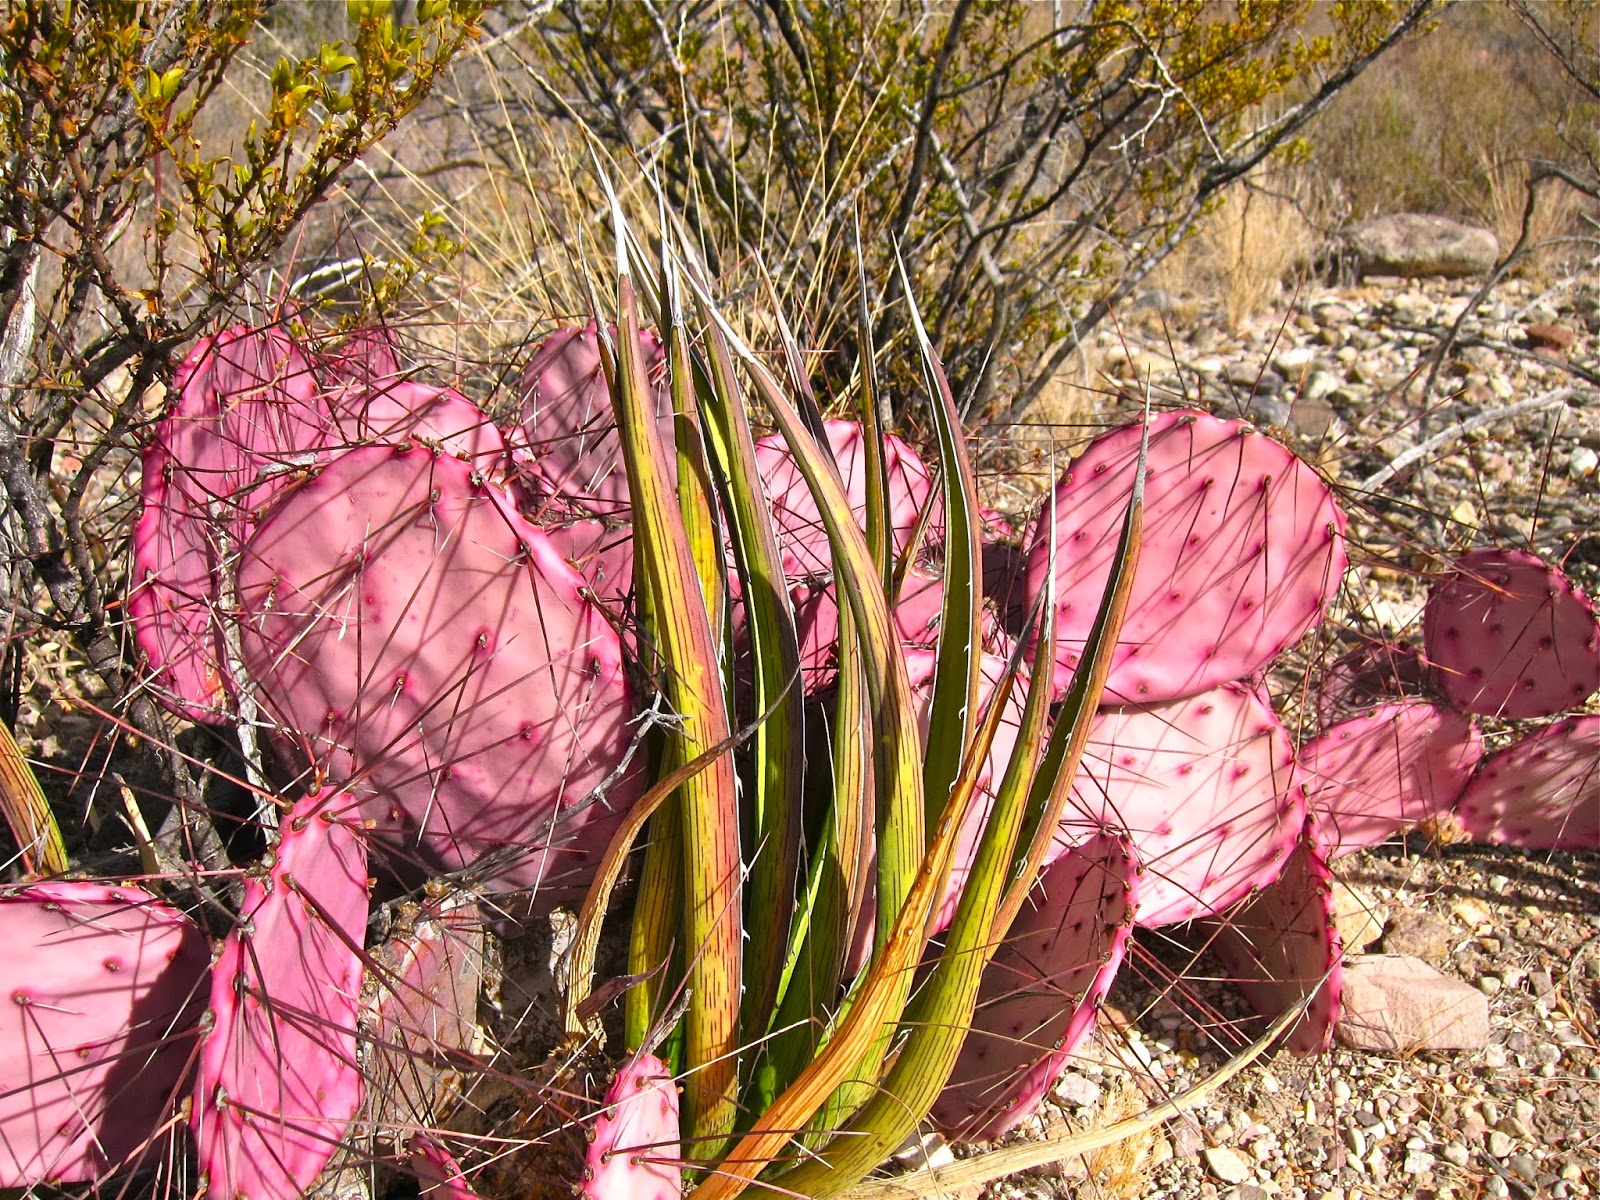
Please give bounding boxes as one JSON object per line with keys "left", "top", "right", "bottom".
{"left": 1315, "top": 641, "right": 1429, "bottom": 725}
{"left": 516, "top": 322, "right": 671, "bottom": 520}
{"left": 1422, "top": 548, "right": 1600, "bottom": 719}
{"left": 1054, "top": 682, "right": 1305, "bottom": 928}
{"left": 408, "top": 1132, "right": 486, "bottom": 1199}
{"left": 582, "top": 1052, "right": 681, "bottom": 1200}
{"left": 541, "top": 518, "right": 638, "bottom": 616}
{"left": 365, "top": 897, "right": 486, "bottom": 1131}
{"left": 1455, "top": 715, "right": 1598, "bottom": 851}
{"left": 236, "top": 444, "right": 640, "bottom": 899}
{"left": 789, "top": 566, "right": 946, "bottom": 691}
{"left": 1204, "top": 820, "right": 1343, "bottom": 1054}
{"left": 930, "top": 832, "right": 1138, "bottom": 1143}
{"left": 130, "top": 325, "right": 335, "bottom": 720}
{"left": 330, "top": 375, "right": 511, "bottom": 474}
{"left": 194, "top": 790, "right": 371, "bottom": 1200}
{"left": 0, "top": 883, "right": 209, "bottom": 1187}
{"left": 1022, "top": 410, "right": 1347, "bottom": 704}
{"left": 753, "top": 418, "right": 941, "bottom": 580}
{"left": 1297, "top": 701, "right": 1481, "bottom": 858}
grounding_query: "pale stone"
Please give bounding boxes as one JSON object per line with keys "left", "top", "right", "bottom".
{"left": 1335, "top": 954, "right": 1491, "bottom": 1053}
{"left": 1205, "top": 1145, "right": 1253, "bottom": 1184}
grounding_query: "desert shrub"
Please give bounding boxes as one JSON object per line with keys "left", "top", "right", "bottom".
{"left": 1307, "top": 1, "right": 1600, "bottom": 238}
{"left": 456, "top": 0, "right": 1434, "bottom": 429}
{"left": 0, "top": 0, "right": 485, "bottom": 841}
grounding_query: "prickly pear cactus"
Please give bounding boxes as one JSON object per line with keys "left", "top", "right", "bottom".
{"left": 581, "top": 1052, "right": 682, "bottom": 1200}
{"left": 365, "top": 895, "right": 487, "bottom": 1133}
{"left": 1202, "top": 819, "right": 1343, "bottom": 1054}
{"left": 329, "top": 374, "right": 513, "bottom": 475}
{"left": 790, "top": 566, "right": 947, "bottom": 691}
{"left": 754, "top": 418, "right": 941, "bottom": 580}
{"left": 192, "top": 790, "right": 371, "bottom": 1200}
{"left": 235, "top": 443, "right": 641, "bottom": 899}
{"left": 1422, "top": 548, "right": 1600, "bottom": 719}
{"left": 1315, "top": 640, "right": 1429, "bottom": 724}
{"left": 517, "top": 322, "right": 672, "bottom": 520}
{"left": 409, "top": 1132, "right": 487, "bottom": 1199}
{"left": 1055, "top": 682, "right": 1305, "bottom": 927}
{"left": 1298, "top": 701, "right": 1481, "bottom": 858}
{"left": 1455, "top": 715, "right": 1599, "bottom": 850}
{"left": 541, "top": 517, "right": 638, "bottom": 615}
{"left": 129, "top": 325, "right": 334, "bottom": 720}
{"left": 930, "top": 832, "right": 1138, "bottom": 1142}
{"left": 0, "top": 883, "right": 209, "bottom": 1187}
{"left": 1023, "top": 409, "right": 1346, "bottom": 704}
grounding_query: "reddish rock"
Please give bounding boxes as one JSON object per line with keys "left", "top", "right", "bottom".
{"left": 1335, "top": 954, "right": 1490, "bottom": 1053}
{"left": 1524, "top": 323, "right": 1576, "bottom": 353}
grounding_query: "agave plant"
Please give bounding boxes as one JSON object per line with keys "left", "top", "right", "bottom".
{"left": 5, "top": 204, "right": 1600, "bottom": 1200}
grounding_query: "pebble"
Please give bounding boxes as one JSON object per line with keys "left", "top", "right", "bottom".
{"left": 1052, "top": 1071, "right": 1102, "bottom": 1109}
{"left": 1403, "top": 1150, "right": 1435, "bottom": 1175}
{"left": 1205, "top": 1146, "right": 1253, "bottom": 1184}
{"left": 1487, "top": 1130, "right": 1513, "bottom": 1158}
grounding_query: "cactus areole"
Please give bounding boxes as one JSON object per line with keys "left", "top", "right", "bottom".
{"left": 1023, "top": 409, "right": 1346, "bottom": 704}
{"left": 236, "top": 444, "right": 641, "bottom": 899}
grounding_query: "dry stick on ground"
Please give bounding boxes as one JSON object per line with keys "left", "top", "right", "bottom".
{"left": 837, "top": 999, "right": 1309, "bottom": 1200}
{"left": 1360, "top": 387, "right": 1594, "bottom": 492}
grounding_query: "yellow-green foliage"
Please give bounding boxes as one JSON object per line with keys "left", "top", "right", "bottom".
{"left": 0, "top": 0, "right": 483, "bottom": 353}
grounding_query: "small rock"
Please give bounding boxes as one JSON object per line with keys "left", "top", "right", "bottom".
{"left": 1570, "top": 445, "right": 1598, "bottom": 478}
{"left": 1479, "top": 975, "right": 1503, "bottom": 997}
{"left": 1052, "top": 1071, "right": 1102, "bottom": 1110}
{"left": 1230, "top": 1187, "right": 1271, "bottom": 1200}
{"left": 1404, "top": 1150, "right": 1435, "bottom": 1175}
{"left": 1331, "top": 882, "right": 1387, "bottom": 952}
{"left": 1335, "top": 955, "right": 1492, "bottom": 1052}
{"left": 1205, "top": 1146, "right": 1253, "bottom": 1184}
{"left": 1340, "top": 214, "right": 1499, "bottom": 279}
{"left": 1170, "top": 1121, "right": 1206, "bottom": 1159}
{"left": 1442, "top": 1143, "right": 1470, "bottom": 1167}
{"left": 1382, "top": 910, "right": 1454, "bottom": 965}
{"left": 1508, "top": 1153, "right": 1538, "bottom": 1181}
{"left": 1524, "top": 322, "right": 1577, "bottom": 351}
{"left": 1487, "top": 1130, "right": 1513, "bottom": 1158}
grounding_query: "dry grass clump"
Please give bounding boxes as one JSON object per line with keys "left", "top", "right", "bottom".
{"left": 1307, "top": 2, "right": 1599, "bottom": 225}
{"left": 1474, "top": 150, "right": 1594, "bottom": 281}
{"left": 1146, "top": 163, "right": 1322, "bottom": 332}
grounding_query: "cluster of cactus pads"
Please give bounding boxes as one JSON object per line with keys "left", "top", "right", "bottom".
{"left": 6, "top": 298, "right": 1598, "bottom": 1199}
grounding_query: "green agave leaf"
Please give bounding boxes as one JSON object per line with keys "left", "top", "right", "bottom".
{"left": 693, "top": 307, "right": 807, "bottom": 1069}
{"left": 0, "top": 718, "right": 68, "bottom": 876}
{"left": 682, "top": 289, "right": 928, "bottom": 1200}
{"left": 765, "top": 311, "right": 1149, "bottom": 1197}
{"left": 608, "top": 262, "right": 742, "bottom": 1158}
